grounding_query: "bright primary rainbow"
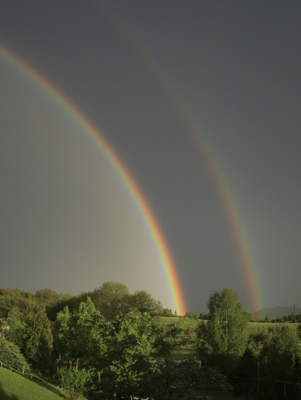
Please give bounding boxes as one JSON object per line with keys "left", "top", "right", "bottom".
{"left": 0, "top": 43, "right": 187, "bottom": 316}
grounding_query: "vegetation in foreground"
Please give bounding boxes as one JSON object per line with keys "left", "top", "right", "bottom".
{"left": 1, "top": 282, "right": 301, "bottom": 399}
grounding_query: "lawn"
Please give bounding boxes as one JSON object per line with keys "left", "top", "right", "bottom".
{"left": 0, "top": 367, "right": 87, "bottom": 400}
{"left": 158, "top": 316, "right": 199, "bottom": 359}
{"left": 158, "top": 317, "right": 294, "bottom": 359}
{"left": 248, "top": 322, "right": 291, "bottom": 331}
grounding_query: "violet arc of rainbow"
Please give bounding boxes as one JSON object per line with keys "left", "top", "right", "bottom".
{"left": 102, "top": 8, "right": 264, "bottom": 312}
{"left": 0, "top": 43, "right": 187, "bottom": 316}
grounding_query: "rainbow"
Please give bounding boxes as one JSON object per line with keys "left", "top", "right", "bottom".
{"left": 0, "top": 43, "right": 187, "bottom": 316}
{"left": 101, "top": 7, "right": 264, "bottom": 312}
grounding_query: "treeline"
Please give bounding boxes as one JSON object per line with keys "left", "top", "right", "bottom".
{"left": 0, "top": 282, "right": 172, "bottom": 322}
{"left": 1, "top": 285, "right": 301, "bottom": 399}
{"left": 197, "top": 288, "right": 301, "bottom": 399}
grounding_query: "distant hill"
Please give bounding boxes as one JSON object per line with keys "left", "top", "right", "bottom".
{"left": 253, "top": 306, "right": 301, "bottom": 321}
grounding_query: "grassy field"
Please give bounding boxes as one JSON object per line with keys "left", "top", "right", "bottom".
{"left": 0, "top": 367, "right": 87, "bottom": 400}
{"left": 158, "top": 317, "right": 295, "bottom": 359}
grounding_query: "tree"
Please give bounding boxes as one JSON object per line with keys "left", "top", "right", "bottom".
{"left": 0, "top": 288, "right": 35, "bottom": 317}
{"left": 57, "top": 366, "right": 94, "bottom": 400}
{"left": 53, "top": 297, "right": 109, "bottom": 369}
{"left": 24, "top": 306, "right": 53, "bottom": 373}
{"left": 100, "top": 310, "right": 156, "bottom": 398}
{"left": 90, "top": 282, "right": 130, "bottom": 320}
{"left": 53, "top": 305, "right": 72, "bottom": 360}
{"left": 127, "top": 291, "right": 163, "bottom": 315}
{"left": 72, "top": 297, "right": 108, "bottom": 368}
{"left": 99, "top": 311, "right": 230, "bottom": 400}
{"left": 6, "top": 307, "right": 26, "bottom": 348}
{"left": 197, "top": 288, "right": 251, "bottom": 372}
{"left": 162, "top": 308, "right": 173, "bottom": 317}
{"left": 233, "top": 325, "right": 301, "bottom": 399}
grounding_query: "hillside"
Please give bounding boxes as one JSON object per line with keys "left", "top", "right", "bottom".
{"left": 253, "top": 306, "right": 301, "bottom": 321}
{"left": 0, "top": 367, "right": 86, "bottom": 400}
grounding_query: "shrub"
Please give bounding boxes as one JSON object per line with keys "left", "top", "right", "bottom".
{"left": 0, "top": 338, "right": 30, "bottom": 372}
{"left": 57, "top": 366, "right": 93, "bottom": 400}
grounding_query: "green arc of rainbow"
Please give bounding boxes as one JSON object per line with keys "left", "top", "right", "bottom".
{"left": 104, "top": 7, "right": 264, "bottom": 312}
{"left": 0, "top": 43, "right": 187, "bottom": 316}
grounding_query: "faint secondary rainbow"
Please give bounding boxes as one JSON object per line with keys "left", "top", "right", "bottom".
{"left": 161, "top": 82, "right": 264, "bottom": 313}
{"left": 103, "top": 8, "right": 264, "bottom": 311}
{"left": 0, "top": 43, "right": 186, "bottom": 315}
{"left": 158, "top": 85, "right": 264, "bottom": 312}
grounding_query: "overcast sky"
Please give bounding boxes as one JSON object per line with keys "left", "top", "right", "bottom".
{"left": 1, "top": 1, "right": 301, "bottom": 313}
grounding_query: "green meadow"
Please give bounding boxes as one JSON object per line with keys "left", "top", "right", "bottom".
{"left": 158, "top": 317, "right": 295, "bottom": 359}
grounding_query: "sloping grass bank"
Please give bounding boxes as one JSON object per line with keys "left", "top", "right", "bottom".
{"left": 0, "top": 367, "right": 68, "bottom": 400}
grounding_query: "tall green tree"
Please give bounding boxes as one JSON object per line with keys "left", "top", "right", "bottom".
{"left": 24, "top": 306, "right": 53, "bottom": 373}
{"left": 6, "top": 307, "right": 26, "bottom": 348}
{"left": 101, "top": 310, "right": 155, "bottom": 398}
{"left": 53, "top": 305, "right": 72, "bottom": 360}
{"left": 197, "top": 288, "right": 251, "bottom": 372}
{"left": 53, "top": 297, "right": 108, "bottom": 369}
{"left": 73, "top": 297, "right": 108, "bottom": 368}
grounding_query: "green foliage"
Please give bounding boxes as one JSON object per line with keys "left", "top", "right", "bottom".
{"left": 57, "top": 366, "right": 93, "bottom": 400}
{"left": 0, "top": 338, "right": 30, "bottom": 372}
{"left": 24, "top": 306, "right": 53, "bottom": 373}
{"left": 53, "top": 298, "right": 108, "bottom": 368}
{"left": 72, "top": 298, "right": 108, "bottom": 367}
{"left": 185, "top": 312, "right": 199, "bottom": 319}
{"left": 197, "top": 288, "right": 250, "bottom": 372}
{"left": 35, "top": 288, "right": 71, "bottom": 308}
{"left": 90, "top": 282, "right": 130, "bottom": 320}
{"left": 53, "top": 305, "right": 72, "bottom": 360}
{"left": 0, "top": 288, "right": 36, "bottom": 318}
{"left": 233, "top": 326, "right": 301, "bottom": 399}
{"left": 6, "top": 307, "right": 26, "bottom": 348}
{"left": 127, "top": 290, "right": 163, "bottom": 315}
{"left": 99, "top": 310, "right": 157, "bottom": 398}
{"left": 99, "top": 311, "right": 230, "bottom": 400}
{"left": 162, "top": 308, "right": 174, "bottom": 317}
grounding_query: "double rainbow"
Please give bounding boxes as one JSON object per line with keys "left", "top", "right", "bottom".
{"left": 99, "top": 5, "right": 264, "bottom": 312}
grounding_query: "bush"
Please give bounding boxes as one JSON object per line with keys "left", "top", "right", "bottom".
{"left": 0, "top": 338, "right": 30, "bottom": 372}
{"left": 57, "top": 366, "right": 93, "bottom": 400}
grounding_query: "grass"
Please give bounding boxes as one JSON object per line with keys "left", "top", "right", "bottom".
{"left": 158, "top": 317, "right": 295, "bottom": 359}
{"left": 0, "top": 367, "right": 87, "bottom": 400}
{"left": 158, "top": 317, "right": 199, "bottom": 359}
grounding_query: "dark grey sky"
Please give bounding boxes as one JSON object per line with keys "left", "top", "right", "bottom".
{"left": 1, "top": 1, "right": 301, "bottom": 313}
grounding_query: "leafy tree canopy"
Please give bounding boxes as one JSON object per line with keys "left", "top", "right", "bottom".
{"left": 233, "top": 325, "right": 301, "bottom": 399}
{"left": 57, "top": 366, "right": 94, "bottom": 400}
{"left": 197, "top": 288, "right": 251, "bottom": 372}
